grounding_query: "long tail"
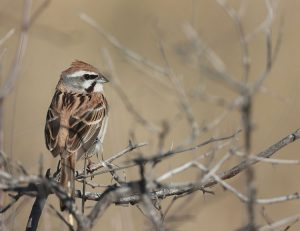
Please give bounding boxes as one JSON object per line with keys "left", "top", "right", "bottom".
{"left": 60, "top": 154, "right": 75, "bottom": 211}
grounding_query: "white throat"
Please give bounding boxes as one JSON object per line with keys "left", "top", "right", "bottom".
{"left": 81, "top": 81, "right": 104, "bottom": 92}
{"left": 94, "top": 82, "right": 104, "bottom": 92}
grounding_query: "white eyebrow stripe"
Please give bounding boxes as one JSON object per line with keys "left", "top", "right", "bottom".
{"left": 67, "top": 70, "right": 98, "bottom": 78}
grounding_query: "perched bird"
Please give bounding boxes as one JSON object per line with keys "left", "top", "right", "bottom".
{"left": 44, "top": 60, "right": 109, "bottom": 210}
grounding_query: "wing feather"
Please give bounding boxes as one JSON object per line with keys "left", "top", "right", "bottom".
{"left": 66, "top": 94, "right": 107, "bottom": 159}
{"left": 45, "top": 90, "right": 108, "bottom": 159}
{"left": 45, "top": 94, "right": 61, "bottom": 157}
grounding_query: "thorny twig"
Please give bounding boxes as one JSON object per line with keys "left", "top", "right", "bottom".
{"left": 0, "top": 128, "right": 299, "bottom": 230}
{"left": 77, "top": 141, "right": 147, "bottom": 175}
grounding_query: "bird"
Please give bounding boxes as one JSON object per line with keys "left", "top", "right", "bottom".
{"left": 44, "top": 60, "right": 109, "bottom": 210}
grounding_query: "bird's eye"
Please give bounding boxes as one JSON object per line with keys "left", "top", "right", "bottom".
{"left": 83, "top": 74, "right": 98, "bottom": 80}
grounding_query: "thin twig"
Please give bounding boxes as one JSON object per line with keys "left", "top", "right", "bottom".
{"left": 183, "top": 23, "right": 246, "bottom": 93}
{"left": 78, "top": 141, "right": 147, "bottom": 175}
{"left": 258, "top": 213, "right": 300, "bottom": 231}
{"left": 101, "top": 48, "right": 161, "bottom": 133}
{"left": 48, "top": 205, "right": 74, "bottom": 231}
{"left": 156, "top": 29, "right": 199, "bottom": 144}
{"left": 0, "top": 29, "right": 15, "bottom": 48}
{"left": 217, "top": 0, "right": 251, "bottom": 82}
{"left": 79, "top": 13, "right": 168, "bottom": 77}
{"left": 157, "top": 140, "right": 232, "bottom": 182}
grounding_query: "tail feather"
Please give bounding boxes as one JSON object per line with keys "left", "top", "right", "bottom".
{"left": 60, "top": 154, "right": 75, "bottom": 211}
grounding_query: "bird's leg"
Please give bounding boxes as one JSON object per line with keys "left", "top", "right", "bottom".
{"left": 81, "top": 154, "right": 87, "bottom": 214}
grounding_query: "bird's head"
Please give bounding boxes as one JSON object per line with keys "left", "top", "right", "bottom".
{"left": 60, "top": 60, "right": 109, "bottom": 93}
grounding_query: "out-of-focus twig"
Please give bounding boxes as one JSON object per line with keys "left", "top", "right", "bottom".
{"left": 26, "top": 177, "right": 50, "bottom": 231}
{"left": 214, "top": 1, "right": 280, "bottom": 228}
{"left": 258, "top": 212, "right": 300, "bottom": 231}
{"left": 0, "top": 1, "right": 31, "bottom": 99}
{"left": 0, "top": 29, "right": 15, "bottom": 48}
{"left": 217, "top": 0, "right": 250, "bottom": 82}
{"left": 79, "top": 13, "right": 169, "bottom": 77}
{"left": 101, "top": 48, "right": 161, "bottom": 133}
{"left": 28, "top": 0, "right": 51, "bottom": 28}
{"left": 156, "top": 30, "right": 199, "bottom": 145}
{"left": 0, "top": 0, "right": 32, "bottom": 229}
{"left": 48, "top": 205, "right": 74, "bottom": 231}
{"left": 183, "top": 23, "right": 246, "bottom": 93}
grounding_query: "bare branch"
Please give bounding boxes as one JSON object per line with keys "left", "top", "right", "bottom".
{"left": 205, "top": 128, "right": 300, "bottom": 187}
{"left": 157, "top": 140, "right": 232, "bottom": 182}
{"left": 258, "top": 213, "right": 300, "bottom": 231}
{"left": 77, "top": 141, "right": 147, "bottom": 175}
{"left": 1, "top": 125, "right": 300, "bottom": 230}
{"left": 48, "top": 205, "right": 74, "bottom": 231}
{"left": 140, "top": 194, "right": 165, "bottom": 231}
{"left": 233, "top": 151, "right": 300, "bottom": 165}
{"left": 141, "top": 130, "right": 240, "bottom": 163}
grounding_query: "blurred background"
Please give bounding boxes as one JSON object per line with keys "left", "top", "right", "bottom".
{"left": 1, "top": 0, "right": 300, "bottom": 230}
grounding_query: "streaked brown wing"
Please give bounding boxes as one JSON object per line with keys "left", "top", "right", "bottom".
{"left": 45, "top": 104, "right": 61, "bottom": 157}
{"left": 66, "top": 101, "right": 107, "bottom": 159}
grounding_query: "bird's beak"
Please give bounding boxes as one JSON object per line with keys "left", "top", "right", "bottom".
{"left": 97, "top": 75, "right": 109, "bottom": 84}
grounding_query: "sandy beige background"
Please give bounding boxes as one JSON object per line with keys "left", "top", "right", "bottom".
{"left": 1, "top": 0, "right": 300, "bottom": 230}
